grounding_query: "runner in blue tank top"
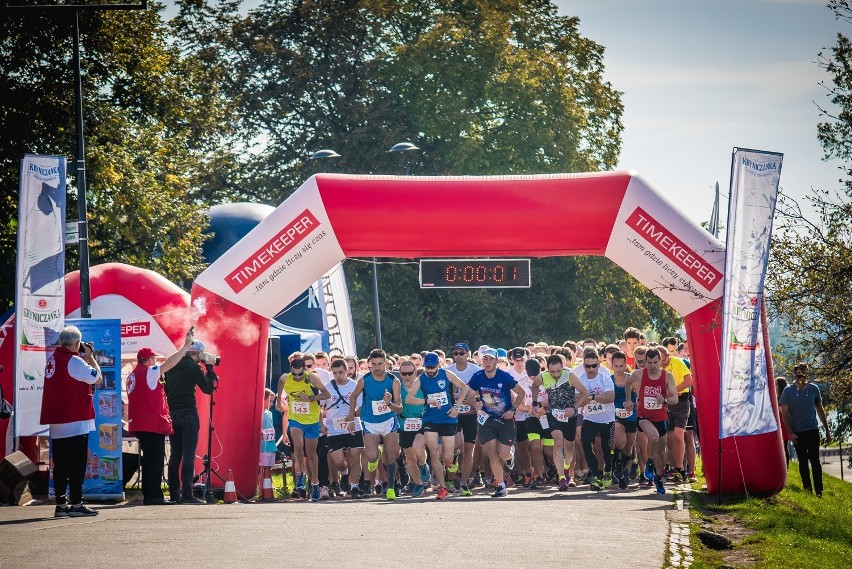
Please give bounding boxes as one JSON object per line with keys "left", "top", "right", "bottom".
{"left": 347, "top": 349, "right": 402, "bottom": 500}
{"left": 611, "top": 351, "right": 638, "bottom": 489}
{"left": 405, "top": 352, "right": 470, "bottom": 500}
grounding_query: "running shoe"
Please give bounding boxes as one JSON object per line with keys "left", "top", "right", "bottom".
{"left": 460, "top": 484, "right": 473, "bottom": 497}
{"left": 558, "top": 477, "right": 569, "bottom": 492}
{"left": 491, "top": 484, "right": 508, "bottom": 498}
{"left": 329, "top": 481, "right": 341, "bottom": 497}
{"left": 471, "top": 471, "right": 484, "bottom": 488}
{"left": 68, "top": 504, "right": 98, "bottom": 517}
{"left": 367, "top": 459, "right": 380, "bottom": 472}
{"left": 667, "top": 470, "right": 683, "bottom": 483}
{"left": 419, "top": 462, "right": 430, "bottom": 484}
{"left": 653, "top": 475, "right": 666, "bottom": 495}
{"left": 688, "top": 472, "right": 698, "bottom": 483}
{"left": 310, "top": 485, "right": 321, "bottom": 502}
{"left": 386, "top": 487, "right": 397, "bottom": 501}
{"left": 528, "top": 477, "right": 543, "bottom": 490}
{"left": 320, "top": 486, "right": 330, "bottom": 500}
{"left": 447, "top": 461, "right": 459, "bottom": 474}
{"left": 350, "top": 487, "right": 363, "bottom": 499}
{"left": 412, "top": 484, "right": 426, "bottom": 498}
{"left": 54, "top": 504, "right": 70, "bottom": 518}
{"left": 629, "top": 462, "right": 639, "bottom": 481}
{"left": 644, "top": 460, "right": 655, "bottom": 482}
{"left": 590, "top": 476, "right": 605, "bottom": 491}
{"left": 295, "top": 472, "right": 306, "bottom": 491}
{"left": 618, "top": 472, "right": 629, "bottom": 490}
{"left": 523, "top": 473, "right": 534, "bottom": 487}
{"left": 567, "top": 477, "right": 577, "bottom": 488}
{"left": 504, "top": 476, "right": 514, "bottom": 488}
{"left": 375, "top": 484, "right": 383, "bottom": 496}
{"left": 446, "top": 479, "right": 456, "bottom": 492}
{"left": 436, "top": 487, "right": 449, "bottom": 500}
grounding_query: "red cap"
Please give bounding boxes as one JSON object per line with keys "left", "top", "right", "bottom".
{"left": 137, "top": 347, "right": 158, "bottom": 360}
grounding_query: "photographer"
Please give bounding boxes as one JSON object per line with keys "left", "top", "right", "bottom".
{"left": 127, "top": 328, "right": 194, "bottom": 505}
{"left": 39, "top": 325, "right": 101, "bottom": 517}
{"left": 164, "top": 339, "right": 217, "bottom": 504}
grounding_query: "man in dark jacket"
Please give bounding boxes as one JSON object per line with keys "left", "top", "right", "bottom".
{"left": 164, "top": 340, "right": 216, "bottom": 503}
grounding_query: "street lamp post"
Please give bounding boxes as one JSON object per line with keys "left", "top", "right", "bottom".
{"left": 4, "top": 0, "right": 149, "bottom": 318}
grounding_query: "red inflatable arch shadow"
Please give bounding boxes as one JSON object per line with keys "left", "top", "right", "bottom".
{"left": 191, "top": 172, "right": 786, "bottom": 496}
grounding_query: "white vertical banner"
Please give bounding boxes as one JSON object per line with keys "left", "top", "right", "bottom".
{"left": 719, "top": 148, "right": 782, "bottom": 438}
{"left": 15, "top": 155, "right": 67, "bottom": 436}
{"left": 313, "top": 263, "right": 357, "bottom": 356}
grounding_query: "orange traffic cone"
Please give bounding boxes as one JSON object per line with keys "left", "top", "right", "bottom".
{"left": 260, "top": 467, "right": 275, "bottom": 501}
{"left": 223, "top": 468, "right": 237, "bottom": 503}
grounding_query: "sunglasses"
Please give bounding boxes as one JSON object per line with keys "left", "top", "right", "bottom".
{"left": 400, "top": 371, "right": 415, "bottom": 377}
{"left": 304, "top": 364, "right": 314, "bottom": 368}
{"left": 452, "top": 351, "right": 467, "bottom": 356}
{"left": 584, "top": 363, "right": 598, "bottom": 369}
{"left": 636, "top": 359, "right": 646, "bottom": 364}
{"left": 292, "top": 368, "right": 305, "bottom": 374}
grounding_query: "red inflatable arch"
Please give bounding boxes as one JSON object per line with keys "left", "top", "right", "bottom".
{"left": 191, "top": 172, "right": 786, "bottom": 496}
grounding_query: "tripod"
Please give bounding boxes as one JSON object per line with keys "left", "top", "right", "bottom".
{"left": 193, "top": 376, "right": 228, "bottom": 503}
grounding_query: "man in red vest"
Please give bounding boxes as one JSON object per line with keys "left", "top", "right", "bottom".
{"left": 40, "top": 325, "right": 102, "bottom": 518}
{"left": 128, "top": 328, "right": 195, "bottom": 505}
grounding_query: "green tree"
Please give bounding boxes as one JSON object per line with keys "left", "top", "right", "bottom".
{"left": 0, "top": 2, "right": 242, "bottom": 307}
{"left": 767, "top": 0, "right": 852, "bottom": 444}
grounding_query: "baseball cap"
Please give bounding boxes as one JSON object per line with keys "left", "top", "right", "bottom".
{"left": 510, "top": 347, "right": 527, "bottom": 360}
{"left": 137, "top": 347, "right": 159, "bottom": 360}
{"left": 496, "top": 348, "right": 508, "bottom": 359}
{"left": 189, "top": 340, "right": 205, "bottom": 352}
{"left": 480, "top": 347, "right": 498, "bottom": 359}
{"left": 477, "top": 345, "right": 490, "bottom": 356}
{"left": 423, "top": 352, "right": 440, "bottom": 368}
{"left": 525, "top": 358, "right": 541, "bottom": 377}
{"left": 452, "top": 342, "right": 470, "bottom": 352}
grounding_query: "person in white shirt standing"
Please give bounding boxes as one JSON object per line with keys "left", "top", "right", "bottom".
{"left": 573, "top": 347, "right": 617, "bottom": 492}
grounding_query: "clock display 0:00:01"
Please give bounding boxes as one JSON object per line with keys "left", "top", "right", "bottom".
{"left": 419, "top": 259, "right": 531, "bottom": 288}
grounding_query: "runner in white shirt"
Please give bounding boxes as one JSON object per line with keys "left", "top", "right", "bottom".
{"left": 322, "top": 360, "right": 364, "bottom": 498}
{"left": 573, "top": 347, "right": 616, "bottom": 492}
{"left": 506, "top": 347, "right": 533, "bottom": 486}
{"left": 444, "top": 342, "right": 481, "bottom": 496}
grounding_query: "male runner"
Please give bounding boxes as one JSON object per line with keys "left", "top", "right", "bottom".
{"left": 468, "top": 347, "right": 526, "bottom": 497}
{"left": 277, "top": 357, "right": 331, "bottom": 501}
{"left": 611, "top": 351, "right": 637, "bottom": 489}
{"left": 626, "top": 348, "right": 677, "bottom": 494}
{"left": 322, "top": 359, "right": 364, "bottom": 498}
{"left": 445, "top": 342, "right": 481, "bottom": 496}
{"left": 405, "top": 352, "right": 470, "bottom": 499}
{"left": 659, "top": 344, "right": 693, "bottom": 483}
{"left": 347, "top": 349, "right": 403, "bottom": 500}
{"left": 531, "top": 354, "right": 590, "bottom": 490}
{"left": 573, "top": 348, "right": 617, "bottom": 491}
{"left": 398, "top": 360, "right": 429, "bottom": 497}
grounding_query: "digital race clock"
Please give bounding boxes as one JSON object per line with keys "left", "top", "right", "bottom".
{"left": 419, "top": 259, "right": 531, "bottom": 289}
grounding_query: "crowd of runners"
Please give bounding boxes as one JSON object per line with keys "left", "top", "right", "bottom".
{"left": 268, "top": 328, "right": 698, "bottom": 502}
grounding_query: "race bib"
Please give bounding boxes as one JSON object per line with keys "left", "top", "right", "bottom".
{"left": 332, "top": 416, "right": 350, "bottom": 431}
{"left": 644, "top": 396, "right": 663, "bottom": 410}
{"left": 615, "top": 408, "right": 633, "bottom": 419}
{"left": 427, "top": 392, "right": 449, "bottom": 408}
{"left": 291, "top": 401, "right": 311, "bottom": 415}
{"left": 403, "top": 418, "right": 423, "bottom": 432}
{"left": 539, "top": 414, "right": 550, "bottom": 429}
{"left": 455, "top": 405, "right": 471, "bottom": 414}
{"left": 551, "top": 408, "right": 574, "bottom": 422}
{"left": 372, "top": 400, "right": 390, "bottom": 415}
{"left": 262, "top": 428, "right": 276, "bottom": 442}
{"left": 477, "top": 410, "right": 489, "bottom": 425}
{"left": 584, "top": 402, "right": 605, "bottom": 415}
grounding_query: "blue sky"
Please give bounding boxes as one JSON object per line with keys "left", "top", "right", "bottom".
{"left": 163, "top": 0, "right": 845, "bottom": 226}
{"left": 558, "top": 0, "right": 844, "bottom": 225}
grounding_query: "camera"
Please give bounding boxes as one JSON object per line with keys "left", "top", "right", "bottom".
{"left": 78, "top": 341, "right": 94, "bottom": 356}
{"left": 200, "top": 352, "right": 221, "bottom": 366}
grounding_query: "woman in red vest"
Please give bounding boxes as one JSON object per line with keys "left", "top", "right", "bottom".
{"left": 128, "top": 329, "right": 194, "bottom": 505}
{"left": 40, "top": 325, "right": 102, "bottom": 518}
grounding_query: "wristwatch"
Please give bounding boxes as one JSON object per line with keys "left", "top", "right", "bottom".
{"left": 590, "top": 393, "right": 596, "bottom": 401}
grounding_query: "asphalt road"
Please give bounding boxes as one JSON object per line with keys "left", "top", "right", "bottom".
{"left": 0, "top": 484, "right": 674, "bottom": 569}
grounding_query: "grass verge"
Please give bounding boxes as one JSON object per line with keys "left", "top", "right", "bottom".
{"left": 689, "top": 465, "right": 852, "bottom": 568}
